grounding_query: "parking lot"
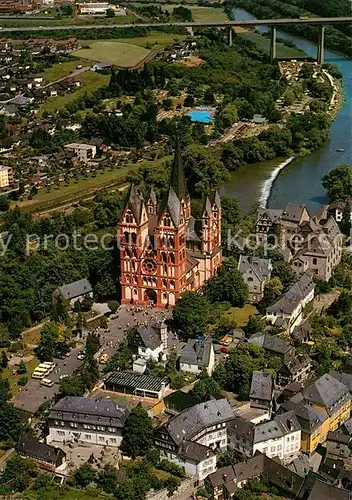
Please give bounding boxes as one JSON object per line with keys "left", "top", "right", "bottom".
{"left": 93, "top": 305, "right": 172, "bottom": 360}
{"left": 12, "top": 305, "right": 173, "bottom": 414}
{"left": 12, "top": 346, "right": 84, "bottom": 414}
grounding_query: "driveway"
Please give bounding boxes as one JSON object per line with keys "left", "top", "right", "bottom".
{"left": 12, "top": 346, "right": 84, "bottom": 414}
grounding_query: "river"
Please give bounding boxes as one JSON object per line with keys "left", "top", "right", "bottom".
{"left": 221, "top": 8, "right": 352, "bottom": 213}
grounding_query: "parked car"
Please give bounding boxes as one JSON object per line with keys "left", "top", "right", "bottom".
{"left": 220, "top": 347, "right": 229, "bottom": 354}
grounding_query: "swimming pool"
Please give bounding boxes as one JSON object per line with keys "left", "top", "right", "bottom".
{"left": 187, "top": 109, "right": 215, "bottom": 124}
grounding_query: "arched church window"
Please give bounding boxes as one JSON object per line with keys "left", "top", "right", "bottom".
{"left": 163, "top": 216, "right": 171, "bottom": 227}
{"left": 168, "top": 237, "right": 174, "bottom": 248}
{"left": 162, "top": 252, "right": 167, "bottom": 263}
{"left": 131, "top": 232, "right": 137, "bottom": 245}
{"left": 124, "top": 232, "right": 130, "bottom": 244}
{"left": 169, "top": 253, "right": 175, "bottom": 264}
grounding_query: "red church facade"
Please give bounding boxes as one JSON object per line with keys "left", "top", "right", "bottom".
{"left": 117, "top": 146, "right": 222, "bottom": 308}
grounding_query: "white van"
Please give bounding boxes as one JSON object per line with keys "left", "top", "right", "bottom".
{"left": 41, "top": 378, "right": 54, "bottom": 387}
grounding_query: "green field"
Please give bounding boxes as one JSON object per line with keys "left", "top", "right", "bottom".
{"left": 0, "top": 14, "right": 137, "bottom": 27}
{"left": 74, "top": 40, "right": 150, "bottom": 67}
{"left": 162, "top": 4, "right": 227, "bottom": 21}
{"left": 191, "top": 6, "right": 228, "bottom": 21}
{"left": 239, "top": 31, "right": 307, "bottom": 58}
{"left": 41, "top": 59, "right": 88, "bottom": 83}
{"left": 222, "top": 304, "right": 258, "bottom": 327}
{"left": 39, "top": 70, "right": 109, "bottom": 115}
{"left": 82, "top": 32, "right": 185, "bottom": 49}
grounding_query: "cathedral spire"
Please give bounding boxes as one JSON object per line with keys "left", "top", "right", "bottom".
{"left": 170, "top": 139, "right": 188, "bottom": 202}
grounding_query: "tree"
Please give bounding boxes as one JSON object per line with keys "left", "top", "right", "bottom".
{"left": 182, "top": 144, "right": 229, "bottom": 197}
{"left": 17, "top": 360, "right": 26, "bottom": 374}
{"left": 272, "top": 261, "right": 296, "bottom": 290}
{"left": 108, "top": 300, "right": 118, "bottom": 313}
{"left": 96, "top": 464, "right": 119, "bottom": 494}
{"left": 74, "top": 462, "right": 96, "bottom": 487}
{"left": 106, "top": 8, "right": 115, "bottom": 17}
{"left": 172, "top": 291, "right": 212, "bottom": 340}
{"left": 243, "top": 315, "right": 267, "bottom": 338}
{"left": 322, "top": 164, "right": 352, "bottom": 202}
{"left": 1, "top": 350, "right": 8, "bottom": 368}
{"left": 192, "top": 375, "right": 221, "bottom": 401}
{"left": 213, "top": 343, "right": 267, "bottom": 399}
{"left": 0, "top": 455, "right": 38, "bottom": 494}
{"left": 0, "top": 403, "right": 26, "bottom": 443}
{"left": 121, "top": 404, "right": 154, "bottom": 458}
{"left": 337, "top": 324, "right": 352, "bottom": 350}
{"left": 0, "top": 379, "right": 11, "bottom": 405}
{"left": 204, "top": 260, "right": 249, "bottom": 307}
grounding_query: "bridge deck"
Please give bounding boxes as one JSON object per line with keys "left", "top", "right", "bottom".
{"left": 0, "top": 17, "right": 351, "bottom": 32}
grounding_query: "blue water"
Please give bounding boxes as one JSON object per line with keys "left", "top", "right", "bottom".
{"left": 187, "top": 110, "right": 214, "bottom": 123}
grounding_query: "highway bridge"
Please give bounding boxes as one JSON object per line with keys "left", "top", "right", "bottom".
{"left": 0, "top": 16, "right": 350, "bottom": 63}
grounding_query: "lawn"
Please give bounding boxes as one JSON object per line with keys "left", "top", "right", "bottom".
{"left": 1, "top": 357, "right": 39, "bottom": 395}
{"left": 239, "top": 31, "right": 307, "bottom": 59}
{"left": 222, "top": 304, "right": 258, "bottom": 327}
{"left": 39, "top": 71, "right": 109, "bottom": 115}
{"left": 41, "top": 59, "right": 88, "bottom": 83}
{"left": 74, "top": 40, "right": 150, "bottom": 67}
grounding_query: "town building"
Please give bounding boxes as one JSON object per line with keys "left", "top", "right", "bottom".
{"left": 0, "top": 165, "right": 14, "bottom": 189}
{"left": 328, "top": 198, "right": 352, "bottom": 227}
{"left": 248, "top": 332, "right": 296, "bottom": 363}
{"left": 277, "top": 353, "right": 312, "bottom": 388}
{"left": 237, "top": 255, "right": 272, "bottom": 303}
{"left": 249, "top": 371, "right": 274, "bottom": 415}
{"left": 16, "top": 437, "right": 66, "bottom": 472}
{"left": 117, "top": 143, "right": 222, "bottom": 308}
{"left": 47, "top": 396, "right": 129, "bottom": 447}
{"left": 292, "top": 319, "right": 312, "bottom": 345}
{"left": 64, "top": 143, "right": 97, "bottom": 163}
{"left": 179, "top": 339, "right": 215, "bottom": 376}
{"left": 76, "top": 2, "right": 126, "bottom": 16}
{"left": 265, "top": 273, "right": 315, "bottom": 333}
{"left": 104, "top": 371, "right": 169, "bottom": 400}
{"left": 302, "top": 373, "right": 351, "bottom": 432}
{"left": 325, "top": 432, "right": 352, "bottom": 467}
{"left": 307, "top": 479, "right": 351, "bottom": 500}
{"left": 205, "top": 452, "right": 305, "bottom": 500}
{"left": 281, "top": 400, "right": 329, "bottom": 455}
{"left": 129, "top": 321, "right": 168, "bottom": 361}
{"left": 228, "top": 410, "right": 301, "bottom": 463}
{"left": 256, "top": 203, "right": 343, "bottom": 282}
{"left": 154, "top": 399, "right": 234, "bottom": 479}
{"left": 53, "top": 278, "right": 93, "bottom": 307}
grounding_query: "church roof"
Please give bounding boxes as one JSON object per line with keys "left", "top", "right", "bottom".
{"left": 125, "top": 184, "right": 145, "bottom": 225}
{"left": 158, "top": 185, "right": 182, "bottom": 227}
{"left": 170, "top": 140, "right": 188, "bottom": 202}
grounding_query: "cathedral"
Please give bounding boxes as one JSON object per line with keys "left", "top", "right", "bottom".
{"left": 117, "top": 144, "right": 222, "bottom": 308}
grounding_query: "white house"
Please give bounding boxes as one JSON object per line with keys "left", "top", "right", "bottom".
{"left": 154, "top": 399, "right": 235, "bottom": 481}
{"left": 47, "top": 397, "right": 129, "bottom": 448}
{"left": 228, "top": 411, "right": 301, "bottom": 464}
{"left": 266, "top": 273, "right": 315, "bottom": 333}
{"left": 179, "top": 339, "right": 215, "bottom": 376}
{"left": 129, "top": 321, "right": 168, "bottom": 362}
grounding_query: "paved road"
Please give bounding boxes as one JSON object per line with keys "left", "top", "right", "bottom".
{"left": 0, "top": 17, "right": 350, "bottom": 32}
{"left": 12, "top": 345, "right": 84, "bottom": 414}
